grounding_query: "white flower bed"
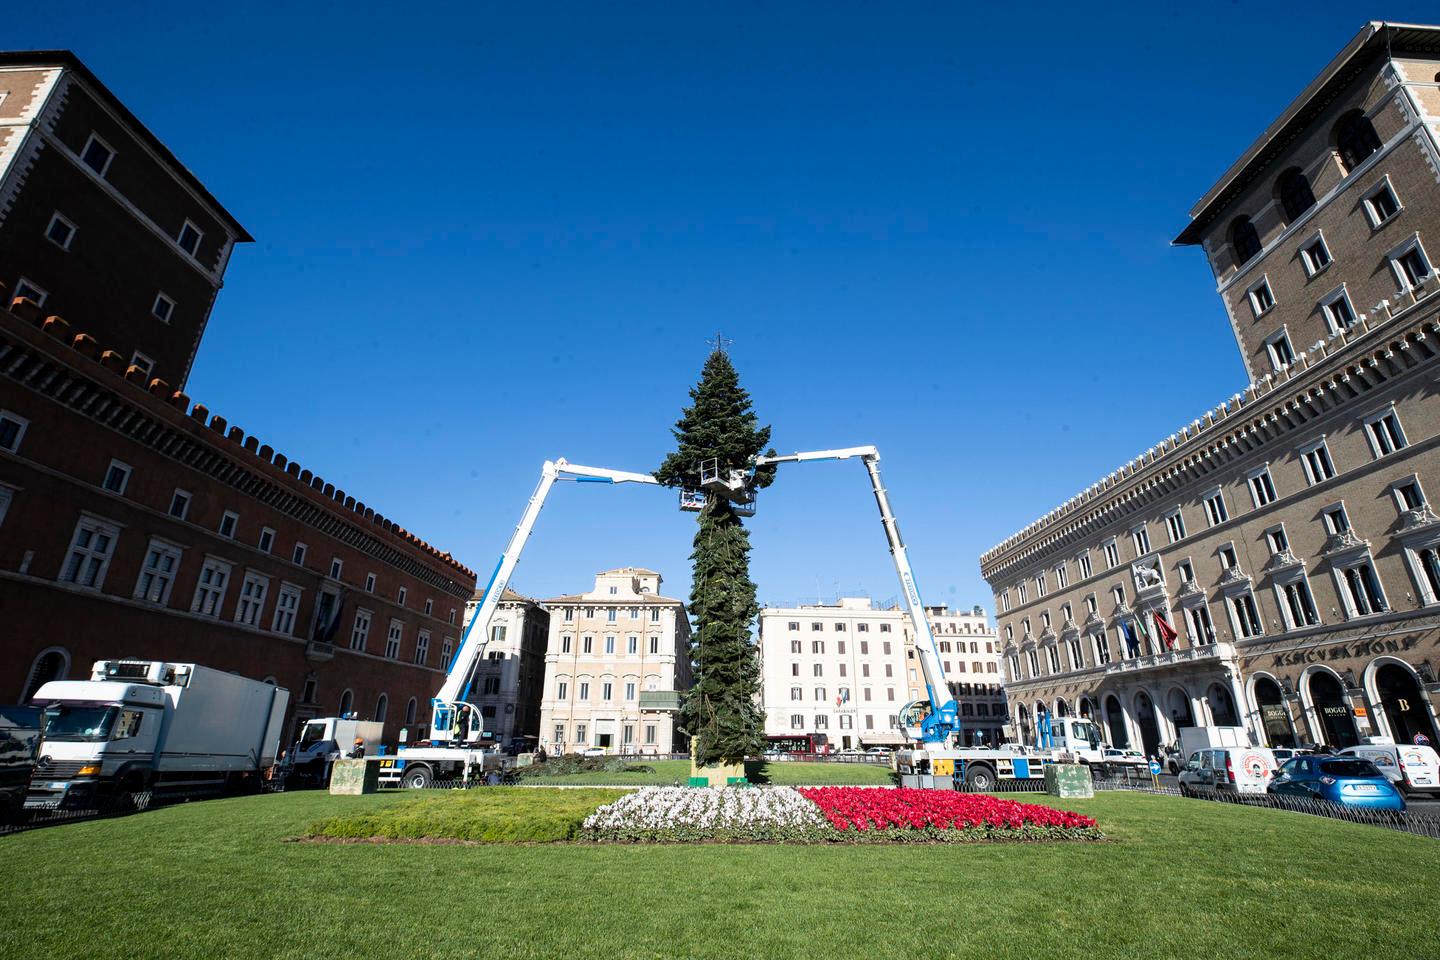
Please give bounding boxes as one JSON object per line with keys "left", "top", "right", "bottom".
{"left": 581, "top": 786, "right": 831, "bottom": 842}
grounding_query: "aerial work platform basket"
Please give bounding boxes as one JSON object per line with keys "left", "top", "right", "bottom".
{"left": 679, "top": 458, "right": 757, "bottom": 516}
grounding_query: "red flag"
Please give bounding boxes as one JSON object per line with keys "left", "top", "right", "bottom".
{"left": 1153, "top": 611, "right": 1179, "bottom": 650}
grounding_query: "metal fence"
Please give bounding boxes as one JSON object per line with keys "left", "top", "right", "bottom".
{"left": 0, "top": 790, "right": 156, "bottom": 837}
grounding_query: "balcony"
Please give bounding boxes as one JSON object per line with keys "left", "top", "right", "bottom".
{"left": 638, "top": 691, "right": 681, "bottom": 711}
{"left": 1101, "top": 641, "right": 1236, "bottom": 677}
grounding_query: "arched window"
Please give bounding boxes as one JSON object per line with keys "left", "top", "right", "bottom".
{"left": 405, "top": 697, "right": 417, "bottom": 724}
{"left": 338, "top": 688, "right": 354, "bottom": 718}
{"left": 22, "top": 647, "right": 71, "bottom": 700}
{"left": 373, "top": 693, "right": 388, "bottom": 723}
{"left": 1335, "top": 110, "right": 1381, "bottom": 172}
{"left": 1230, "top": 216, "right": 1262, "bottom": 265}
{"left": 1276, "top": 168, "right": 1315, "bottom": 221}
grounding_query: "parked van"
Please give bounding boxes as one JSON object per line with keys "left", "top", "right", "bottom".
{"left": 1178, "top": 746, "right": 1278, "bottom": 797}
{"left": 1340, "top": 740, "right": 1440, "bottom": 797}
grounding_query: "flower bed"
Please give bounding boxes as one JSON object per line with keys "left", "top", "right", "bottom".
{"left": 797, "top": 787, "right": 1102, "bottom": 842}
{"left": 580, "top": 786, "right": 1102, "bottom": 843}
{"left": 581, "top": 786, "right": 832, "bottom": 842}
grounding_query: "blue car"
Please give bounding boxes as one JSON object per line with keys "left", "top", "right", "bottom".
{"left": 1269, "top": 755, "right": 1406, "bottom": 811}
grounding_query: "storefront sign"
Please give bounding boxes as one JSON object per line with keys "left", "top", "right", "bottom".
{"left": 1353, "top": 706, "right": 1369, "bottom": 718}
{"left": 1270, "top": 634, "right": 1419, "bottom": 668}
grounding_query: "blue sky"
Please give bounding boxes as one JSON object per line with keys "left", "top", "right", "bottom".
{"left": 11, "top": 4, "right": 1434, "bottom": 613}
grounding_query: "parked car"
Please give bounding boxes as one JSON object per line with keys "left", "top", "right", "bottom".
{"left": 864, "top": 747, "right": 892, "bottom": 756}
{"left": 1178, "top": 746, "right": 1278, "bottom": 796}
{"left": 579, "top": 746, "right": 606, "bottom": 757}
{"left": 1339, "top": 742, "right": 1440, "bottom": 798}
{"left": 1269, "top": 756, "right": 1405, "bottom": 811}
{"left": 1096, "top": 748, "right": 1147, "bottom": 778}
{"left": 0, "top": 706, "right": 41, "bottom": 823}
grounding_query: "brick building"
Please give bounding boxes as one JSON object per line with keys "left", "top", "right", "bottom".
{"left": 982, "top": 23, "right": 1440, "bottom": 757}
{"left": 462, "top": 587, "right": 550, "bottom": 748}
{"left": 0, "top": 52, "right": 251, "bottom": 390}
{"left": 0, "top": 51, "right": 476, "bottom": 745}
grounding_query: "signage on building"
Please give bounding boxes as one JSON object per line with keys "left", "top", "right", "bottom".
{"left": 1270, "top": 634, "right": 1418, "bottom": 668}
{"left": 1321, "top": 705, "right": 1350, "bottom": 719}
{"left": 1353, "top": 706, "right": 1368, "bottom": 718}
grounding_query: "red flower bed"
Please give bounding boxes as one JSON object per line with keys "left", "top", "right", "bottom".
{"left": 797, "top": 787, "right": 1099, "bottom": 840}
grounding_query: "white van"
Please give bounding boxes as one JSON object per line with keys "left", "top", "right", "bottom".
{"left": 1178, "top": 746, "right": 1278, "bottom": 797}
{"left": 1340, "top": 740, "right": 1440, "bottom": 797}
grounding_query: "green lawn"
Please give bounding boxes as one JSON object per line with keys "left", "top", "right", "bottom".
{"left": 519, "top": 758, "right": 894, "bottom": 786}
{"left": 1, "top": 789, "right": 1436, "bottom": 959}
{"left": 306, "top": 787, "right": 625, "bottom": 841}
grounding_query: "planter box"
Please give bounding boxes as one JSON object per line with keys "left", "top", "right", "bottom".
{"left": 1044, "top": 763, "right": 1094, "bottom": 799}
{"left": 328, "top": 758, "right": 379, "bottom": 795}
{"left": 688, "top": 760, "right": 746, "bottom": 787}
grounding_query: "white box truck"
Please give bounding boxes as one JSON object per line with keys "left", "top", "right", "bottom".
{"left": 26, "top": 660, "right": 288, "bottom": 811}
{"left": 288, "top": 717, "right": 385, "bottom": 786}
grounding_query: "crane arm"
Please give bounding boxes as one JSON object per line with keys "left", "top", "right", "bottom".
{"left": 757, "top": 447, "right": 959, "bottom": 745}
{"left": 432, "top": 458, "right": 659, "bottom": 741}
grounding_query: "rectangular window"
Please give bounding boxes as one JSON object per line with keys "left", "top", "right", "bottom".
{"left": 834, "top": 621, "right": 847, "bottom": 631}
{"left": 1054, "top": 563, "right": 1068, "bottom": 589}
{"left": 218, "top": 510, "right": 239, "bottom": 539}
{"left": 441, "top": 638, "right": 453, "bottom": 670}
{"left": 629, "top": 606, "right": 639, "bottom": 619}
{"left": 1266, "top": 527, "right": 1289, "bottom": 555}
{"left": 576, "top": 724, "right": 587, "bottom": 744}
{"left": 329, "top": 557, "right": 343, "bottom": 580}
{"left": 812, "top": 640, "right": 824, "bottom": 654}
{"left": 396, "top": 586, "right": 408, "bottom": 607}
{"left": 482, "top": 677, "right": 500, "bottom": 696}
{"left": 1322, "top": 503, "right": 1350, "bottom": 535}
{"left": 1320, "top": 287, "right": 1357, "bottom": 332}
{"left": 791, "top": 686, "right": 803, "bottom": 701}
{"left": 0, "top": 410, "right": 29, "bottom": 452}
{"left": 14, "top": 277, "right": 47, "bottom": 306}
{"left": 649, "top": 636, "right": 659, "bottom": 654}
{"left": 1364, "top": 410, "right": 1408, "bottom": 458}
{"left": 1277, "top": 578, "right": 1320, "bottom": 630}
{"left": 582, "top": 636, "right": 593, "bottom": 654}
{"left": 177, "top": 220, "right": 203, "bottom": 257}
{"left": 1300, "top": 233, "right": 1332, "bottom": 276}
{"left": 351, "top": 610, "right": 372, "bottom": 651}
{"left": 385, "top": 621, "right": 403, "bottom": 659}
{"left": 152, "top": 292, "right": 175, "bottom": 323}
{"left": 1229, "top": 592, "right": 1263, "bottom": 639}
{"left": 1218, "top": 545, "right": 1237, "bottom": 570}
{"left": 1300, "top": 441, "right": 1336, "bottom": 485}
{"left": 644, "top": 724, "right": 657, "bottom": 745}
{"left": 133, "top": 538, "right": 182, "bottom": 605}
{"left": 605, "top": 635, "right": 616, "bottom": 654}
{"left": 1165, "top": 509, "right": 1186, "bottom": 543}
{"left": 424, "top": 598, "right": 433, "bottom": 616}
{"left": 625, "top": 682, "right": 636, "bottom": 700}
{"left": 812, "top": 663, "right": 823, "bottom": 677}
{"left": 60, "top": 516, "right": 120, "bottom": 589}
{"left": 1103, "top": 540, "right": 1119, "bottom": 569}
{"left": 272, "top": 584, "right": 301, "bottom": 635}
{"left": 879, "top": 624, "right": 891, "bottom": 633}
{"left": 1248, "top": 467, "right": 1278, "bottom": 508}
{"left": 1186, "top": 603, "right": 1215, "bottom": 645}
{"left": 1391, "top": 239, "right": 1433, "bottom": 291}
{"left": 1394, "top": 479, "right": 1426, "bottom": 511}
{"left": 1413, "top": 545, "right": 1440, "bottom": 605}
{"left": 45, "top": 211, "right": 76, "bottom": 250}
{"left": 560, "top": 635, "right": 572, "bottom": 654}
{"left": 1111, "top": 585, "right": 1126, "bottom": 607}
{"left": 257, "top": 527, "right": 275, "bottom": 554}
{"left": 1203, "top": 490, "right": 1228, "bottom": 527}
{"left": 102, "top": 459, "right": 131, "bottom": 495}
{"left": 1131, "top": 525, "right": 1150, "bottom": 556}
{"left": 190, "top": 557, "right": 232, "bottom": 617}
{"left": 627, "top": 635, "right": 638, "bottom": 654}
{"left": 606, "top": 608, "right": 617, "bottom": 623}
{"left": 80, "top": 133, "right": 115, "bottom": 177}
{"left": 1000, "top": 590, "right": 1011, "bottom": 613}
{"left": 1363, "top": 180, "right": 1401, "bottom": 227}
{"left": 602, "top": 682, "right": 613, "bottom": 701}
{"left": 234, "top": 572, "right": 269, "bottom": 627}
{"left": 1093, "top": 631, "right": 1112, "bottom": 665}
{"left": 293, "top": 542, "right": 308, "bottom": 566}
{"left": 1248, "top": 277, "right": 1275, "bottom": 318}
{"left": 1264, "top": 330, "right": 1295, "bottom": 371}
{"left": 1036, "top": 573, "right": 1047, "bottom": 598}
{"left": 650, "top": 608, "right": 660, "bottom": 622}
{"left": 1077, "top": 551, "right": 1092, "bottom": 579}
{"left": 1018, "top": 582, "right": 1028, "bottom": 603}
{"left": 557, "top": 681, "right": 569, "bottom": 701}
{"left": 410, "top": 630, "right": 429, "bottom": 665}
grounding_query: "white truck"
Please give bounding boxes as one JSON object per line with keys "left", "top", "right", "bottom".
{"left": 26, "top": 660, "right": 288, "bottom": 811}
{"left": 289, "top": 717, "right": 384, "bottom": 786}
{"left": 896, "top": 715, "right": 1108, "bottom": 790}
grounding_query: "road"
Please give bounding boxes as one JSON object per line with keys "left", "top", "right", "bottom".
{"left": 1132, "top": 771, "right": 1440, "bottom": 813}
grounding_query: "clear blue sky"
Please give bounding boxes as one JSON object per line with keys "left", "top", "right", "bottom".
{"left": 10, "top": 4, "right": 1433, "bottom": 612}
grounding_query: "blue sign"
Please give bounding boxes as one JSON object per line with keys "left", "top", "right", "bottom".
{"left": 1148, "top": 760, "right": 1162, "bottom": 775}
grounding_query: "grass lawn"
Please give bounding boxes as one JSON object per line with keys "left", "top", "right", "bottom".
{"left": 306, "top": 788, "right": 625, "bottom": 841}
{"left": 2, "top": 789, "right": 1436, "bottom": 960}
{"left": 519, "top": 758, "right": 894, "bottom": 786}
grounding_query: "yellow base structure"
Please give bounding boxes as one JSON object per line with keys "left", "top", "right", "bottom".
{"left": 688, "top": 759, "right": 747, "bottom": 787}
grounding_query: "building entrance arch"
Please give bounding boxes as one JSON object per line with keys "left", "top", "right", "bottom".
{"left": 1307, "top": 670, "right": 1359, "bottom": 749}
{"left": 1252, "top": 676, "right": 1296, "bottom": 748}
{"left": 1374, "top": 662, "right": 1439, "bottom": 748}
{"left": 1134, "top": 691, "right": 1161, "bottom": 758}
{"left": 22, "top": 647, "right": 70, "bottom": 701}
{"left": 1104, "top": 695, "right": 1130, "bottom": 749}
{"left": 1165, "top": 686, "right": 1194, "bottom": 730}
{"left": 1054, "top": 698, "right": 1070, "bottom": 718}
{"left": 1206, "top": 683, "right": 1239, "bottom": 726}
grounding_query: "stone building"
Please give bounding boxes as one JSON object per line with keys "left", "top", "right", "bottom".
{"left": 980, "top": 22, "right": 1440, "bottom": 758}
{"left": 757, "top": 598, "right": 1003, "bottom": 749}
{"left": 0, "top": 51, "right": 252, "bottom": 390}
{"left": 537, "top": 568, "right": 691, "bottom": 755}
{"left": 462, "top": 587, "right": 549, "bottom": 748}
{"left": 0, "top": 51, "right": 476, "bottom": 745}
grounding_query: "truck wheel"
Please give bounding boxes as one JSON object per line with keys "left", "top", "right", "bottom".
{"left": 964, "top": 766, "right": 997, "bottom": 792}
{"left": 403, "top": 765, "right": 434, "bottom": 789}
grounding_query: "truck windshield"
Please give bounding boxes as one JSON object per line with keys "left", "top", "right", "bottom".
{"left": 1072, "top": 721, "right": 1101, "bottom": 749}
{"left": 299, "top": 722, "right": 328, "bottom": 748}
{"left": 42, "top": 704, "right": 118, "bottom": 742}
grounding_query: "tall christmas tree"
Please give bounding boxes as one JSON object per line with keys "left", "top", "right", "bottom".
{"left": 656, "top": 347, "right": 775, "bottom": 767}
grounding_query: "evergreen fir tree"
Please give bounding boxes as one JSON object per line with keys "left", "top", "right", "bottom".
{"left": 656, "top": 349, "right": 775, "bottom": 766}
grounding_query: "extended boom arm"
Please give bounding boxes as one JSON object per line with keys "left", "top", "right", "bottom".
{"left": 755, "top": 447, "right": 959, "bottom": 746}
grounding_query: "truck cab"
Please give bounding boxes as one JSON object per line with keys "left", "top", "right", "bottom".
{"left": 27, "top": 679, "right": 166, "bottom": 810}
